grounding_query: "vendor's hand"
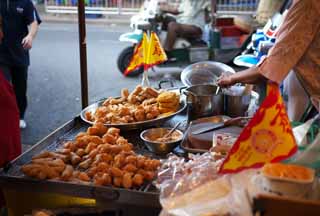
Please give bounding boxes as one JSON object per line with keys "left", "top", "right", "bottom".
{"left": 22, "top": 34, "right": 33, "bottom": 50}
{"left": 216, "top": 73, "right": 235, "bottom": 88}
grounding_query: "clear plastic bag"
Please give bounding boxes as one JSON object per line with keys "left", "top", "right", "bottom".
{"left": 157, "top": 153, "right": 253, "bottom": 216}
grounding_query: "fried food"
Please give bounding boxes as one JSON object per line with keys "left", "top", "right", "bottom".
{"left": 61, "top": 165, "right": 74, "bottom": 181}
{"left": 157, "top": 92, "right": 177, "bottom": 103}
{"left": 84, "top": 86, "right": 179, "bottom": 124}
{"left": 21, "top": 124, "right": 161, "bottom": 189}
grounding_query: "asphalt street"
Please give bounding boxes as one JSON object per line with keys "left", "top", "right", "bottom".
{"left": 22, "top": 22, "right": 180, "bottom": 145}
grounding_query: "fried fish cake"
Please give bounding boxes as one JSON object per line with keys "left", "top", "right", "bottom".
{"left": 157, "top": 92, "right": 178, "bottom": 103}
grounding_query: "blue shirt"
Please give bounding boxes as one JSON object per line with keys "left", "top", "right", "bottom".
{"left": 0, "top": 0, "right": 41, "bottom": 66}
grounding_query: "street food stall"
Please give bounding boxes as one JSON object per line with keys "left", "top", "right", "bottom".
{"left": 1, "top": 0, "right": 320, "bottom": 216}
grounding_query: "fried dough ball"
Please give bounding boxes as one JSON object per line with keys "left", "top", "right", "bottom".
{"left": 87, "top": 167, "right": 98, "bottom": 178}
{"left": 123, "top": 164, "right": 138, "bottom": 173}
{"left": 107, "top": 127, "right": 120, "bottom": 137}
{"left": 79, "top": 158, "right": 92, "bottom": 169}
{"left": 114, "top": 154, "right": 125, "bottom": 168}
{"left": 95, "top": 153, "right": 113, "bottom": 163}
{"left": 85, "top": 142, "right": 97, "bottom": 154}
{"left": 132, "top": 173, "right": 144, "bottom": 186}
{"left": 70, "top": 152, "right": 81, "bottom": 165}
{"left": 76, "top": 148, "right": 86, "bottom": 157}
{"left": 85, "top": 111, "right": 93, "bottom": 121}
{"left": 78, "top": 172, "right": 90, "bottom": 182}
{"left": 102, "top": 134, "right": 117, "bottom": 145}
{"left": 113, "top": 177, "right": 123, "bottom": 187}
{"left": 125, "top": 155, "right": 137, "bottom": 165}
{"left": 96, "top": 162, "right": 110, "bottom": 172}
{"left": 123, "top": 172, "right": 133, "bottom": 189}
{"left": 63, "top": 141, "right": 77, "bottom": 152}
{"left": 61, "top": 165, "right": 74, "bottom": 181}
{"left": 110, "top": 167, "right": 123, "bottom": 177}
{"left": 56, "top": 148, "right": 71, "bottom": 155}
{"left": 134, "top": 109, "right": 145, "bottom": 121}
{"left": 116, "top": 136, "right": 128, "bottom": 145}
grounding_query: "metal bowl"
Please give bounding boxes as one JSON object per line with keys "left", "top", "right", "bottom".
{"left": 180, "top": 61, "right": 235, "bottom": 87}
{"left": 140, "top": 128, "right": 183, "bottom": 155}
{"left": 80, "top": 99, "right": 186, "bottom": 131}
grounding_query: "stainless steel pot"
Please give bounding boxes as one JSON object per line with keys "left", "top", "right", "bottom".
{"left": 182, "top": 84, "right": 224, "bottom": 122}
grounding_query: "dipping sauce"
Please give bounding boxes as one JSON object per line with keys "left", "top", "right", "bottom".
{"left": 145, "top": 130, "right": 182, "bottom": 143}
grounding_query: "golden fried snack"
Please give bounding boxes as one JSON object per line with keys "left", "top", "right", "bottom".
{"left": 132, "top": 173, "right": 144, "bottom": 186}
{"left": 157, "top": 92, "right": 177, "bottom": 103}
{"left": 122, "top": 172, "right": 133, "bottom": 189}
{"left": 159, "top": 107, "right": 176, "bottom": 114}
{"left": 125, "top": 155, "right": 137, "bottom": 165}
{"left": 78, "top": 172, "right": 90, "bottom": 182}
{"left": 88, "top": 135, "right": 103, "bottom": 145}
{"left": 85, "top": 111, "right": 93, "bottom": 122}
{"left": 102, "top": 134, "right": 117, "bottom": 145}
{"left": 110, "top": 167, "right": 123, "bottom": 177}
{"left": 85, "top": 142, "right": 97, "bottom": 154}
{"left": 31, "top": 151, "right": 52, "bottom": 160}
{"left": 96, "top": 162, "right": 110, "bottom": 172}
{"left": 113, "top": 177, "right": 123, "bottom": 187}
{"left": 76, "top": 148, "right": 86, "bottom": 157}
{"left": 102, "top": 173, "right": 112, "bottom": 186}
{"left": 79, "top": 158, "right": 92, "bottom": 169}
{"left": 107, "top": 127, "right": 120, "bottom": 137}
{"left": 63, "top": 141, "right": 77, "bottom": 152}
{"left": 70, "top": 152, "right": 81, "bottom": 165}
{"left": 61, "top": 165, "right": 74, "bottom": 181}
{"left": 89, "top": 149, "right": 99, "bottom": 159}
{"left": 56, "top": 148, "right": 71, "bottom": 155}
{"left": 87, "top": 167, "right": 98, "bottom": 178}
{"left": 123, "top": 164, "right": 138, "bottom": 173}
{"left": 159, "top": 100, "right": 179, "bottom": 109}
{"left": 145, "top": 87, "right": 159, "bottom": 98}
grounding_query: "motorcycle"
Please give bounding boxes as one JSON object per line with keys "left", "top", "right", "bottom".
{"left": 117, "top": 0, "right": 211, "bottom": 77}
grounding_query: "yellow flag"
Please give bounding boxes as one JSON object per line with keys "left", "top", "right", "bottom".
{"left": 145, "top": 32, "right": 167, "bottom": 70}
{"left": 219, "top": 82, "right": 297, "bottom": 174}
{"left": 124, "top": 33, "right": 149, "bottom": 76}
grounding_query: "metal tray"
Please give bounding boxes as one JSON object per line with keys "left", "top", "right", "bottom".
{"left": 80, "top": 99, "right": 187, "bottom": 131}
{"left": 0, "top": 116, "right": 185, "bottom": 208}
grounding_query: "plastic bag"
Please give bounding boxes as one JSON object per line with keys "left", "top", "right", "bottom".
{"left": 293, "top": 115, "right": 318, "bottom": 146}
{"left": 157, "top": 153, "right": 253, "bottom": 216}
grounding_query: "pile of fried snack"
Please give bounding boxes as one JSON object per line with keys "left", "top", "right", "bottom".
{"left": 21, "top": 123, "right": 161, "bottom": 189}
{"left": 85, "top": 85, "right": 180, "bottom": 124}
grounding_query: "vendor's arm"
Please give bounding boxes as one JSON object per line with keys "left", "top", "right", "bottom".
{"left": 22, "top": 1, "right": 41, "bottom": 50}
{"left": 218, "top": 0, "right": 320, "bottom": 87}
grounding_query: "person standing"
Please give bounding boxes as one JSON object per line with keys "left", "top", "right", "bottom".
{"left": 0, "top": 0, "right": 41, "bottom": 128}
{"left": 217, "top": 0, "right": 320, "bottom": 121}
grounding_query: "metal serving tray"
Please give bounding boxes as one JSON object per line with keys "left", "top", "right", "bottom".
{"left": 0, "top": 115, "right": 185, "bottom": 208}
{"left": 80, "top": 95, "right": 187, "bottom": 131}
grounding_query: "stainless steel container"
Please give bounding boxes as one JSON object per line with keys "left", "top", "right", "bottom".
{"left": 225, "top": 94, "right": 251, "bottom": 117}
{"left": 140, "top": 128, "right": 183, "bottom": 155}
{"left": 224, "top": 86, "right": 251, "bottom": 117}
{"left": 182, "top": 84, "right": 224, "bottom": 122}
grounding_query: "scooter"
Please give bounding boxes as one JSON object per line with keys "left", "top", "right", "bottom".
{"left": 117, "top": 0, "right": 211, "bottom": 77}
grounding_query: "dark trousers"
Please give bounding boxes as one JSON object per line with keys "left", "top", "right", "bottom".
{"left": 0, "top": 64, "right": 28, "bottom": 119}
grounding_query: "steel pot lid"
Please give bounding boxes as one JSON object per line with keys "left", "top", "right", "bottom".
{"left": 180, "top": 61, "right": 235, "bottom": 87}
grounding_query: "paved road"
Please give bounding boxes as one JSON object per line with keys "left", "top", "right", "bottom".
{"left": 23, "top": 23, "right": 178, "bottom": 145}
